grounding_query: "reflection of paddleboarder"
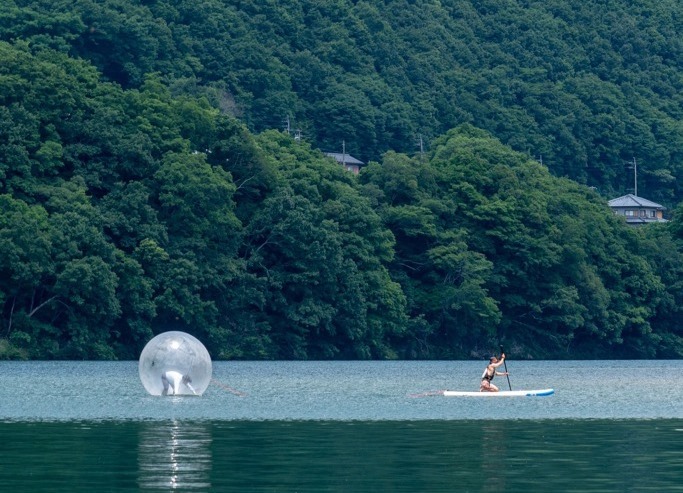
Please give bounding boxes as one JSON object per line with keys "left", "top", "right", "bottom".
{"left": 161, "top": 371, "right": 197, "bottom": 395}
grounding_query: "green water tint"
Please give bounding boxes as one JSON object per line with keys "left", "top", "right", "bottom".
{"left": 1, "top": 420, "right": 682, "bottom": 492}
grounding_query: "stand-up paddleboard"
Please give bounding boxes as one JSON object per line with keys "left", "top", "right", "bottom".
{"left": 443, "top": 388, "right": 554, "bottom": 397}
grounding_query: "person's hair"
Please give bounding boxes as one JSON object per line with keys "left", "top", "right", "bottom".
{"left": 489, "top": 356, "right": 496, "bottom": 363}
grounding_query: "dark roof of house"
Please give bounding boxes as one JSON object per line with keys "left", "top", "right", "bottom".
{"left": 325, "top": 152, "right": 364, "bottom": 165}
{"left": 608, "top": 194, "right": 665, "bottom": 209}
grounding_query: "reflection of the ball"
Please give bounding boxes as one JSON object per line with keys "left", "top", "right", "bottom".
{"left": 138, "top": 420, "right": 212, "bottom": 490}
{"left": 138, "top": 331, "right": 212, "bottom": 396}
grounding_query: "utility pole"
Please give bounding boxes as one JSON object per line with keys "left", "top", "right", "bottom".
{"left": 627, "top": 157, "right": 638, "bottom": 197}
{"left": 632, "top": 157, "right": 637, "bottom": 197}
{"left": 417, "top": 134, "right": 424, "bottom": 161}
{"left": 283, "top": 115, "right": 291, "bottom": 135}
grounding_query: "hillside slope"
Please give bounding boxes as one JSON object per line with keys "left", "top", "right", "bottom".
{"left": 3, "top": 0, "right": 682, "bottom": 205}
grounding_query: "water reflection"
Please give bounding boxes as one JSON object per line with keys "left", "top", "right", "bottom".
{"left": 480, "top": 421, "right": 508, "bottom": 493}
{"left": 138, "top": 420, "right": 212, "bottom": 491}
{"left": 1, "top": 420, "right": 682, "bottom": 493}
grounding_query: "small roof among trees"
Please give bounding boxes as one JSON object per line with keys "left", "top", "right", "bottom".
{"left": 608, "top": 194, "right": 665, "bottom": 210}
{"left": 325, "top": 152, "right": 364, "bottom": 166}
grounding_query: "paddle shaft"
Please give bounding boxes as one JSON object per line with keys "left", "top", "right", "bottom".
{"left": 500, "top": 345, "right": 512, "bottom": 390}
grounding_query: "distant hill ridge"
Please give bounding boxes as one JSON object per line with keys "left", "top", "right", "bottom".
{"left": 2, "top": 0, "right": 682, "bottom": 206}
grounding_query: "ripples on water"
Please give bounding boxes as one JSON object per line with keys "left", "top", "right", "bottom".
{"left": 1, "top": 360, "right": 681, "bottom": 420}
{"left": 0, "top": 360, "right": 682, "bottom": 492}
{"left": 1, "top": 419, "right": 682, "bottom": 492}
{"left": 137, "top": 421, "right": 212, "bottom": 491}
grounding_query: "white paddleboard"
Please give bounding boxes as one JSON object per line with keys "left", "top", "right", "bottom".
{"left": 443, "top": 388, "right": 554, "bottom": 397}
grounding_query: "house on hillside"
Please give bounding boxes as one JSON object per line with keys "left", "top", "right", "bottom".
{"left": 325, "top": 152, "right": 365, "bottom": 175}
{"left": 608, "top": 194, "right": 668, "bottom": 225}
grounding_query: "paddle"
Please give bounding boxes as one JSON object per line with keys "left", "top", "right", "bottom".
{"left": 500, "top": 344, "right": 512, "bottom": 391}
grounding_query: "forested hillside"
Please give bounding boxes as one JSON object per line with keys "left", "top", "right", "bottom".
{"left": 3, "top": 0, "right": 683, "bottom": 206}
{"left": 1, "top": 0, "right": 682, "bottom": 359}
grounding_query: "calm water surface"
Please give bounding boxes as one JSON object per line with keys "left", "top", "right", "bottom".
{"left": 1, "top": 360, "right": 682, "bottom": 492}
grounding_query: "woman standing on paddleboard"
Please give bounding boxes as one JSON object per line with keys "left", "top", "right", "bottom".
{"left": 480, "top": 353, "right": 508, "bottom": 392}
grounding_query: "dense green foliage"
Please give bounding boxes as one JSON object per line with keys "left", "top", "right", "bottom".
{"left": 0, "top": 1, "right": 681, "bottom": 359}
{"left": 2, "top": 0, "right": 683, "bottom": 207}
{"left": 0, "top": 43, "right": 408, "bottom": 359}
{"left": 362, "top": 127, "right": 683, "bottom": 358}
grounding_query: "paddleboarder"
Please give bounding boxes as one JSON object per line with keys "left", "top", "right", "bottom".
{"left": 480, "top": 353, "right": 508, "bottom": 392}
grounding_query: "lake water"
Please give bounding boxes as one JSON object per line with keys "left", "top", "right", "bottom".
{"left": 1, "top": 360, "right": 682, "bottom": 492}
